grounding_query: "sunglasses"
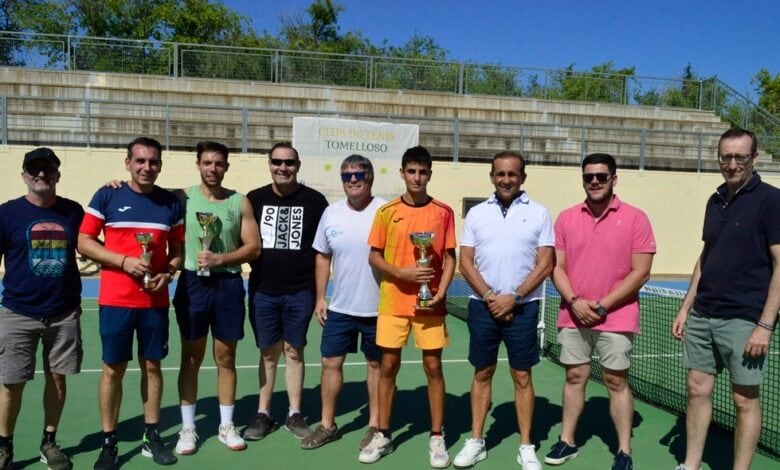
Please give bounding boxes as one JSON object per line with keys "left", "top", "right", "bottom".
{"left": 718, "top": 153, "right": 754, "bottom": 165}
{"left": 25, "top": 164, "right": 59, "bottom": 176}
{"left": 269, "top": 158, "right": 298, "bottom": 167}
{"left": 582, "top": 173, "right": 612, "bottom": 184}
{"left": 341, "top": 171, "right": 368, "bottom": 183}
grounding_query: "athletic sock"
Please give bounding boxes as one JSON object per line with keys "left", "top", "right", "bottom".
{"left": 180, "top": 404, "right": 196, "bottom": 428}
{"left": 219, "top": 404, "right": 235, "bottom": 426}
{"left": 288, "top": 408, "right": 301, "bottom": 417}
{"left": 42, "top": 430, "right": 56, "bottom": 445}
{"left": 144, "top": 423, "right": 159, "bottom": 439}
{"left": 379, "top": 429, "right": 392, "bottom": 440}
{"left": 0, "top": 435, "right": 12, "bottom": 449}
{"left": 102, "top": 431, "right": 117, "bottom": 448}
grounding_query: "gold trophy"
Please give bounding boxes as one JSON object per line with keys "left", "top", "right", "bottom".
{"left": 134, "top": 232, "right": 155, "bottom": 290}
{"left": 410, "top": 231, "right": 435, "bottom": 309}
{"left": 196, "top": 212, "right": 218, "bottom": 277}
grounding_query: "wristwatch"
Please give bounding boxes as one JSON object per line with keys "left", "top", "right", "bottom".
{"left": 513, "top": 292, "right": 523, "bottom": 306}
{"left": 596, "top": 303, "right": 607, "bottom": 317}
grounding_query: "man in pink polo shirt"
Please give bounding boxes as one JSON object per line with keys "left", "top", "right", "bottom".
{"left": 545, "top": 153, "right": 656, "bottom": 470}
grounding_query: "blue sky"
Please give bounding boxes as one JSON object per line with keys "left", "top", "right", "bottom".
{"left": 224, "top": 0, "right": 778, "bottom": 99}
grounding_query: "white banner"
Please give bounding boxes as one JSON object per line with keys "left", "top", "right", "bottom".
{"left": 292, "top": 117, "right": 419, "bottom": 200}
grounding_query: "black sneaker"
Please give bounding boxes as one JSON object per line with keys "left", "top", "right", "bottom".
{"left": 141, "top": 431, "right": 177, "bottom": 466}
{"left": 40, "top": 442, "right": 72, "bottom": 470}
{"left": 93, "top": 446, "right": 117, "bottom": 470}
{"left": 544, "top": 439, "right": 579, "bottom": 465}
{"left": 0, "top": 446, "right": 13, "bottom": 470}
{"left": 244, "top": 413, "right": 276, "bottom": 441}
{"left": 284, "top": 412, "right": 313, "bottom": 439}
{"left": 612, "top": 451, "right": 633, "bottom": 470}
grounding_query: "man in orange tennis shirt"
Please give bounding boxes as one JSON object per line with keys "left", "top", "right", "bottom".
{"left": 359, "top": 146, "right": 457, "bottom": 468}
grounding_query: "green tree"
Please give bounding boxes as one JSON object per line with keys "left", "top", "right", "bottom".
{"left": 547, "top": 62, "right": 636, "bottom": 104}
{"left": 753, "top": 68, "right": 780, "bottom": 116}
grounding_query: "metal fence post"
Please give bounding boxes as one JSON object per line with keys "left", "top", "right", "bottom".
{"left": 744, "top": 97, "right": 750, "bottom": 128}
{"left": 623, "top": 75, "right": 629, "bottom": 105}
{"left": 639, "top": 129, "right": 647, "bottom": 171}
{"left": 368, "top": 56, "right": 374, "bottom": 88}
{"left": 165, "top": 105, "right": 171, "bottom": 152}
{"left": 698, "top": 80, "right": 703, "bottom": 110}
{"left": 85, "top": 99, "right": 91, "bottom": 148}
{"left": 242, "top": 107, "right": 249, "bottom": 154}
{"left": 697, "top": 133, "right": 703, "bottom": 174}
{"left": 580, "top": 126, "right": 585, "bottom": 161}
{"left": 173, "top": 43, "right": 178, "bottom": 78}
{"left": 274, "top": 50, "right": 280, "bottom": 83}
{"left": 458, "top": 63, "right": 464, "bottom": 95}
{"left": 519, "top": 123, "right": 525, "bottom": 152}
{"left": 66, "top": 36, "right": 72, "bottom": 71}
{"left": 453, "top": 118, "right": 460, "bottom": 162}
{"left": 1, "top": 96, "right": 7, "bottom": 146}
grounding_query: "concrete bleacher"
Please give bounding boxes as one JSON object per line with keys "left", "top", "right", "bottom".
{"left": 3, "top": 67, "right": 778, "bottom": 173}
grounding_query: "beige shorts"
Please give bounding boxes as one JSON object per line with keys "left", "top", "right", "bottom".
{"left": 558, "top": 327, "right": 634, "bottom": 371}
{"left": 0, "top": 306, "right": 83, "bottom": 383}
{"left": 376, "top": 315, "right": 450, "bottom": 350}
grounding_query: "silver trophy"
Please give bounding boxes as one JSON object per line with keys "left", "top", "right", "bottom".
{"left": 410, "top": 231, "right": 435, "bottom": 309}
{"left": 135, "top": 232, "right": 155, "bottom": 290}
{"left": 196, "top": 212, "right": 218, "bottom": 277}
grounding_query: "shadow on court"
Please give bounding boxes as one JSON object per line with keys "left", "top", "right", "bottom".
{"left": 482, "top": 397, "right": 561, "bottom": 450}
{"left": 660, "top": 415, "right": 748, "bottom": 470}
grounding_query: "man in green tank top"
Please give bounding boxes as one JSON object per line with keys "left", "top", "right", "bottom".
{"left": 171, "top": 141, "right": 261, "bottom": 455}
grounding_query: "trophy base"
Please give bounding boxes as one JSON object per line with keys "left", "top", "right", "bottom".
{"left": 197, "top": 270, "right": 211, "bottom": 277}
{"left": 414, "top": 305, "right": 434, "bottom": 311}
{"left": 142, "top": 280, "right": 157, "bottom": 291}
{"left": 415, "top": 298, "right": 434, "bottom": 311}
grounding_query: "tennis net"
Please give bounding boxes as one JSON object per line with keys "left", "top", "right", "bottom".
{"left": 446, "top": 276, "right": 780, "bottom": 459}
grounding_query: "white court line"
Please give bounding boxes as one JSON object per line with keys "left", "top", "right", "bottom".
{"left": 38, "top": 357, "right": 490, "bottom": 375}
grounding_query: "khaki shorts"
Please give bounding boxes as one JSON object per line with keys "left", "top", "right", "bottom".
{"left": 377, "top": 315, "right": 450, "bottom": 350}
{"left": 0, "top": 306, "right": 83, "bottom": 384}
{"left": 683, "top": 310, "right": 765, "bottom": 386}
{"left": 558, "top": 327, "right": 634, "bottom": 371}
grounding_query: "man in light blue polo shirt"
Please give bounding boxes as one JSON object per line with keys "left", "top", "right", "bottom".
{"left": 454, "top": 151, "right": 554, "bottom": 470}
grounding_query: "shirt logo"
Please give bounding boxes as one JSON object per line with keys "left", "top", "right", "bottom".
{"left": 28, "top": 220, "right": 69, "bottom": 277}
{"left": 392, "top": 217, "right": 404, "bottom": 223}
{"left": 117, "top": 206, "right": 132, "bottom": 212}
{"left": 260, "top": 205, "right": 304, "bottom": 250}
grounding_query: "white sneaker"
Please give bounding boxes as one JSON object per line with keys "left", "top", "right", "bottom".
{"left": 218, "top": 422, "right": 247, "bottom": 451}
{"left": 518, "top": 444, "right": 541, "bottom": 470}
{"left": 429, "top": 434, "right": 450, "bottom": 468}
{"left": 453, "top": 438, "right": 487, "bottom": 468}
{"left": 175, "top": 425, "right": 198, "bottom": 455}
{"left": 358, "top": 431, "right": 393, "bottom": 464}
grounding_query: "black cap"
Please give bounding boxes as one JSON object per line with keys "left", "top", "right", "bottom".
{"left": 23, "top": 147, "right": 61, "bottom": 171}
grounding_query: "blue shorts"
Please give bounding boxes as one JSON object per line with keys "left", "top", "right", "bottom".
{"left": 467, "top": 298, "right": 540, "bottom": 371}
{"left": 320, "top": 310, "right": 380, "bottom": 361}
{"left": 251, "top": 290, "right": 314, "bottom": 349}
{"left": 173, "top": 270, "right": 246, "bottom": 342}
{"left": 99, "top": 306, "right": 170, "bottom": 364}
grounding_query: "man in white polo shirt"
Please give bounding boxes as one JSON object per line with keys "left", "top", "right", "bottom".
{"left": 453, "top": 151, "right": 554, "bottom": 469}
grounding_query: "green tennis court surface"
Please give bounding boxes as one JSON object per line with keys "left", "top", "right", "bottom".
{"left": 8, "top": 295, "right": 778, "bottom": 469}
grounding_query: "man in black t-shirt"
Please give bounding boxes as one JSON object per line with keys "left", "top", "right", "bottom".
{"left": 0, "top": 148, "right": 84, "bottom": 470}
{"left": 244, "top": 142, "right": 328, "bottom": 442}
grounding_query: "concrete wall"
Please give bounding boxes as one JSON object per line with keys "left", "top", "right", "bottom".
{"left": 3, "top": 144, "right": 771, "bottom": 277}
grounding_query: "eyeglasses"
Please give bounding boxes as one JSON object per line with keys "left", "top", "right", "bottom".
{"left": 582, "top": 173, "right": 612, "bottom": 184}
{"left": 270, "top": 158, "right": 298, "bottom": 167}
{"left": 341, "top": 171, "right": 368, "bottom": 183}
{"left": 718, "top": 153, "right": 754, "bottom": 165}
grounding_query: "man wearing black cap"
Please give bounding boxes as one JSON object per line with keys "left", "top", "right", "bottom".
{"left": 0, "top": 148, "right": 84, "bottom": 470}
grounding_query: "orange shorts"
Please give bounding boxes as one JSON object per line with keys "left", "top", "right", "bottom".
{"left": 376, "top": 315, "right": 449, "bottom": 350}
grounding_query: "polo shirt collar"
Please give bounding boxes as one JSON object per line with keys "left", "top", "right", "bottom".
{"left": 578, "top": 194, "right": 622, "bottom": 217}
{"left": 714, "top": 171, "right": 761, "bottom": 202}
{"left": 488, "top": 191, "right": 529, "bottom": 207}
